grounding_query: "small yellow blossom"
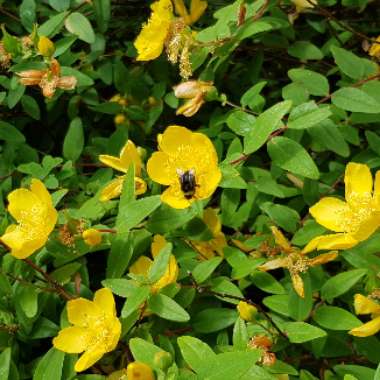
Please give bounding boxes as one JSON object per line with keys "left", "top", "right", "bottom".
{"left": 173, "top": 0, "right": 208, "bottom": 25}
{"left": 53, "top": 288, "right": 121, "bottom": 372}
{"left": 174, "top": 80, "right": 214, "bottom": 117}
{"left": 291, "top": 0, "right": 316, "bottom": 13}
{"left": 126, "top": 361, "right": 155, "bottom": 380}
{"left": 82, "top": 228, "right": 102, "bottom": 247}
{"left": 37, "top": 35, "right": 55, "bottom": 57}
{"left": 17, "top": 59, "right": 76, "bottom": 98}
{"left": 369, "top": 36, "right": 380, "bottom": 59}
{"left": 114, "top": 114, "right": 126, "bottom": 125}
{"left": 147, "top": 126, "right": 221, "bottom": 209}
{"left": 303, "top": 163, "right": 380, "bottom": 253}
{"left": 191, "top": 208, "right": 226, "bottom": 259}
{"left": 258, "top": 227, "right": 338, "bottom": 298}
{"left": 129, "top": 235, "right": 179, "bottom": 293}
{"left": 349, "top": 294, "right": 380, "bottom": 337}
{"left": 237, "top": 301, "right": 257, "bottom": 322}
{"left": 0, "top": 179, "right": 58, "bottom": 259}
{"left": 99, "top": 140, "right": 147, "bottom": 201}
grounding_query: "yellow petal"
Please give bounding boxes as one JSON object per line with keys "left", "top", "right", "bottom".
{"left": 135, "top": 177, "right": 147, "bottom": 196}
{"left": 7, "top": 188, "right": 43, "bottom": 222}
{"left": 53, "top": 326, "right": 91, "bottom": 353}
{"left": 369, "top": 35, "right": 380, "bottom": 58}
{"left": 237, "top": 301, "right": 257, "bottom": 322}
{"left": 271, "top": 226, "right": 292, "bottom": 252}
{"left": 159, "top": 125, "right": 193, "bottom": 155}
{"left": 351, "top": 211, "right": 380, "bottom": 242}
{"left": 308, "top": 251, "right": 338, "bottom": 266}
{"left": 151, "top": 234, "right": 168, "bottom": 258}
{"left": 309, "top": 197, "right": 350, "bottom": 232}
{"left": 373, "top": 170, "right": 380, "bottom": 208}
{"left": 291, "top": 272, "right": 304, "bottom": 298}
{"left": 127, "top": 361, "right": 155, "bottom": 380}
{"left": 107, "top": 318, "right": 122, "bottom": 351}
{"left": 152, "top": 255, "right": 179, "bottom": 293}
{"left": 119, "top": 140, "right": 142, "bottom": 176}
{"left": 30, "top": 179, "right": 53, "bottom": 206}
{"left": 353, "top": 294, "right": 380, "bottom": 315}
{"left": 302, "top": 233, "right": 358, "bottom": 253}
{"left": 172, "top": 0, "right": 191, "bottom": 24}
{"left": 195, "top": 165, "right": 221, "bottom": 200}
{"left": 93, "top": 288, "right": 117, "bottom": 319}
{"left": 344, "top": 162, "right": 373, "bottom": 205}
{"left": 74, "top": 346, "right": 106, "bottom": 372}
{"left": 258, "top": 258, "right": 288, "bottom": 271}
{"left": 189, "top": 0, "right": 207, "bottom": 24}
{"left": 191, "top": 241, "right": 217, "bottom": 260}
{"left": 161, "top": 186, "right": 191, "bottom": 209}
{"left": 67, "top": 298, "right": 102, "bottom": 326}
{"left": 100, "top": 177, "right": 124, "bottom": 201}
{"left": 99, "top": 155, "right": 126, "bottom": 173}
{"left": 147, "top": 151, "right": 174, "bottom": 185}
{"left": 349, "top": 316, "right": 380, "bottom": 337}
{"left": 203, "top": 208, "right": 221, "bottom": 237}
{"left": 129, "top": 256, "right": 153, "bottom": 277}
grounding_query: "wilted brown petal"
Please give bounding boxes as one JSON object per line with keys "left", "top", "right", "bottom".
{"left": 57, "top": 76, "right": 77, "bottom": 91}
{"left": 308, "top": 251, "right": 338, "bottom": 267}
{"left": 258, "top": 257, "right": 288, "bottom": 271}
{"left": 291, "top": 272, "right": 305, "bottom": 298}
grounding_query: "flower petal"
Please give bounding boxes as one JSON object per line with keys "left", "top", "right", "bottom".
{"left": 147, "top": 151, "right": 173, "bottom": 185}
{"left": 152, "top": 255, "right": 179, "bottom": 292}
{"left": 7, "top": 188, "right": 43, "bottom": 222}
{"left": 309, "top": 197, "right": 350, "bottom": 232}
{"left": 172, "top": 0, "right": 190, "bottom": 23}
{"left": 100, "top": 177, "right": 125, "bottom": 202}
{"left": 373, "top": 170, "right": 380, "bottom": 208}
{"left": 67, "top": 298, "right": 102, "bottom": 326}
{"left": 99, "top": 155, "right": 126, "bottom": 173}
{"left": 159, "top": 125, "right": 193, "bottom": 155}
{"left": 291, "top": 273, "right": 304, "bottom": 298}
{"left": 351, "top": 211, "right": 380, "bottom": 242}
{"left": 119, "top": 140, "right": 142, "bottom": 176}
{"left": 30, "top": 179, "right": 53, "bottom": 206}
{"left": 196, "top": 166, "right": 221, "bottom": 199}
{"left": 258, "top": 258, "right": 288, "bottom": 271}
{"left": 74, "top": 346, "right": 106, "bottom": 372}
{"left": 302, "top": 233, "right": 358, "bottom": 253}
{"left": 53, "top": 326, "right": 91, "bottom": 353}
{"left": 353, "top": 294, "right": 380, "bottom": 315}
{"left": 93, "top": 288, "right": 117, "bottom": 319}
{"left": 189, "top": 0, "right": 208, "bottom": 24}
{"left": 271, "top": 226, "right": 292, "bottom": 252}
{"left": 203, "top": 208, "right": 221, "bottom": 236}
{"left": 151, "top": 234, "right": 167, "bottom": 258}
{"left": 129, "top": 256, "right": 153, "bottom": 277}
{"left": 345, "top": 162, "right": 373, "bottom": 205}
{"left": 349, "top": 316, "right": 380, "bottom": 338}
{"left": 161, "top": 186, "right": 191, "bottom": 209}
{"left": 308, "top": 251, "right": 338, "bottom": 266}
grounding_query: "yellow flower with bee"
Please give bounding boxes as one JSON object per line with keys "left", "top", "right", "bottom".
{"left": 0, "top": 179, "right": 58, "bottom": 259}
{"left": 99, "top": 140, "right": 147, "bottom": 201}
{"left": 303, "top": 162, "right": 380, "bottom": 253}
{"left": 147, "top": 126, "right": 221, "bottom": 209}
{"left": 53, "top": 288, "right": 121, "bottom": 372}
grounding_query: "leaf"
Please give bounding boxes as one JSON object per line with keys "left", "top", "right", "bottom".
{"left": 193, "top": 308, "right": 237, "bottom": 333}
{"left": 288, "top": 69, "right": 329, "bottom": 96}
{"left": 148, "top": 294, "right": 190, "bottom": 322}
{"left": 33, "top": 348, "right": 65, "bottom": 380}
{"left": 283, "top": 322, "right": 326, "bottom": 343}
{"left": 313, "top": 306, "right": 362, "bottom": 330}
{"left": 233, "top": 317, "right": 248, "bottom": 350}
{"left": 0, "top": 121, "right": 25, "bottom": 143}
{"left": 129, "top": 337, "right": 164, "bottom": 368}
{"left": 106, "top": 233, "right": 134, "bottom": 278}
{"left": 121, "top": 285, "right": 150, "bottom": 318}
{"left": 93, "top": 0, "right": 111, "bottom": 33}
{"left": 20, "top": 0, "right": 36, "bottom": 32}
{"left": 178, "top": 336, "right": 216, "bottom": 374}
{"left": 267, "top": 136, "right": 320, "bottom": 179}
{"left": 288, "top": 41, "right": 324, "bottom": 60}
{"left": 192, "top": 257, "right": 223, "bottom": 284}
{"left": 63, "top": 117, "right": 84, "bottom": 162}
{"left": 0, "top": 348, "right": 11, "bottom": 380}
{"left": 244, "top": 100, "right": 292, "bottom": 154}
{"left": 65, "top": 12, "right": 96, "bottom": 44}
{"left": 49, "top": 0, "right": 70, "bottom": 11}
{"left": 288, "top": 105, "right": 332, "bottom": 130}
{"left": 101, "top": 278, "right": 136, "bottom": 298}
{"left": 321, "top": 269, "right": 367, "bottom": 300}
{"left": 38, "top": 12, "right": 68, "bottom": 37}
{"left": 260, "top": 202, "right": 300, "bottom": 233}
{"left": 250, "top": 271, "right": 285, "bottom": 294}
{"left": 148, "top": 242, "right": 172, "bottom": 283}
{"left": 334, "top": 364, "right": 376, "bottom": 380}
{"left": 18, "top": 284, "right": 38, "bottom": 318}
{"left": 332, "top": 88, "right": 380, "bottom": 113}
{"left": 227, "top": 111, "right": 255, "bottom": 136}
{"left": 21, "top": 95, "right": 40, "bottom": 120}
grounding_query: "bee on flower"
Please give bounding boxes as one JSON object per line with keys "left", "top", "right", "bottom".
{"left": 99, "top": 140, "right": 147, "bottom": 201}
{"left": 134, "top": 0, "right": 207, "bottom": 79}
{"left": 303, "top": 162, "right": 380, "bottom": 253}
{"left": 258, "top": 226, "right": 338, "bottom": 298}
{"left": 0, "top": 179, "right": 58, "bottom": 259}
{"left": 147, "top": 126, "right": 221, "bottom": 209}
{"left": 53, "top": 288, "right": 121, "bottom": 372}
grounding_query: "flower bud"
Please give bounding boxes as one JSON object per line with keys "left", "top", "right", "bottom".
{"left": 173, "top": 80, "right": 213, "bottom": 99}
{"left": 154, "top": 351, "right": 173, "bottom": 370}
{"left": 126, "top": 361, "right": 155, "bottom": 380}
{"left": 237, "top": 301, "right": 257, "bottom": 322}
{"left": 82, "top": 228, "right": 102, "bottom": 247}
{"left": 114, "top": 114, "right": 126, "bottom": 125}
{"left": 38, "top": 36, "right": 55, "bottom": 57}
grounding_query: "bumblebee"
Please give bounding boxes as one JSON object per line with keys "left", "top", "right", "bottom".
{"left": 177, "top": 169, "right": 196, "bottom": 199}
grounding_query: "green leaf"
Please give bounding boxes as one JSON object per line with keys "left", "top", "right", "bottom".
{"left": 101, "top": 278, "right": 136, "bottom": 298}
{"left": 49, "top": 0, "right": 70, "bottom": 11}
{"left": 334, "top": 364, "right": 376, "bottom": 380}
{"left": 321, "top": 269, "right": 367, "bottom": 300}
{"left": 148, "top": 293, "right": 190, "bottom": 322}
{"left": 65, "top": 12, "right": 96, "bottom": 44}
{"left": 33, "top": 348, "right": 65, "bottom": 380}
{"left": 288, "top": 104, "right": 332, "bottom": 130}
{"left": 21, "top": 95, "right": 40, "bottom": 120}
{"left": 63, "top": 117, "right": 84, "bottom": 162}
{"left": 38, "top": 12, "right": 68, "bottom": 37}
{"left": 267, "top": 136, "right": 320, "bottom": 179}
{"left": 244, "top": 100, "right": 292, "bottom": 154}
{"left": 193, "top": 308, "right": 237, "bottom": 333}
{"left": 121, "top": 285, "right": 150, "bottom": 318}
{"left": 250, "top": 271, "right": 285, "bottom": 294}
{"left": 0, "top": 121, "right": 25, "bottom": 143}
{"left": 93, "top": 0, "right": 111, "bottom": 33}
{"left": 20, "top": 0, "right": 36, "bottom": 32}
{"left": 192, "top": 257, "right": 223, "bottom": 284}
{"left": 313, "top": 306, "right": 362, "bottom": 331}
{"left": 148, "top": 242, "right": 172, "bottom": 283}
{"left": 288, "top": 41, "right": 324, "bottom": 61}
{"left": 375, "top": 362, "right": 380, "bottom": 380}
{"left": 283, "top": 322, "right": 326, "bottom": 343}
{"left": 227, "top": 111, "right": 255, "bottom": 136}
{"left": 178, "top": 336, "right": 216, "bottom": 374}
{"left": 233, "top": 317, "right": 248, "bottom": 350}
{"left": 0, "top": 347, "right": 11, "bottom": 380}
{"left": 332, "top": 88, "right": 380, "bottom": 113}
{"left": 18, "top": 284, "right": 38, "bottom": 318}
{"left": 288, "top": 69, "right": 329, "bottom": 96}
{"left": 106, "top": 233, "right": 134, "bottom": 278}
{"left": 129, "top": 337, "right": 164, "bottom": 368}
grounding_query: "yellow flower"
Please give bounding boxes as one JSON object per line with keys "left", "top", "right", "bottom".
{"left": 37, "top": 35, "right": 55, "bottom": 57}
{"left": 258, "top": 227, "right": 338, "bottom": 298}
{"left": 114, "top": 114, "right": 126, "bottom": 125}
{"left": 191, "top": 208, "right": 226, "bottom": 259}
{"left": 369, "top": 36, "right": 380, "bottom": 59}
{"left": 237, "top": 301, "right": 257, "bottom": 322}
{"left": 82, "top": 228, "right": 102, "bottom": 247}
{"left": 134, "top": 0, "right": 174, "bottom": 61}
{"left": 127, "top": 361, "right": 155, "bottom": 380}
{"left": 147, "top": 126, "right": 221, "bottom": 209}
{"left": 291, "top": 0, "right": 316, "bottom": 13}
{"left": 129, "top": 235, "right": 179, "bottom": 293}
{"left": 303, "top": 163, "right": 380, "bottom": 253}
{"left": 0, "top": 179, "right": 58, "bottom": 259}
{"left": 173, "top": 80, "right": 214, "bottom": 117}
{"left": 99, "top": 140, "right": 147, "bottom": 201}
{"left": 173, "top": 0, "right": 208, "bottom": 25}
{"left": 53, "top": 288, "right": 121, "bottom": 372}
{"left": 349, "top": 294, "right": 380, "bottom": 337}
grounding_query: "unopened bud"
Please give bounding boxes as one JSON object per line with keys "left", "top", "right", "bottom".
{"left": 237, "top": 301, "right": 257, "bottom": 322}
{"left": 114, "top": 114, "right": 126, "bottom": 125}
{"left": 38, "top": 36, "right": 55, "bottom": 57}
{"left": 126, "top": 361, "right": 155, "bottom": 380}
{"left": 82, "top": 228, "right": 102, "bottom": 247}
